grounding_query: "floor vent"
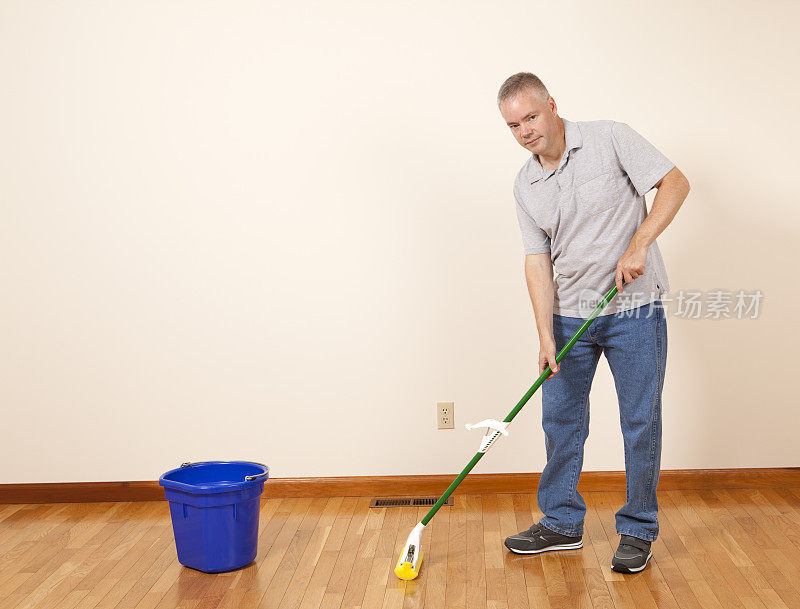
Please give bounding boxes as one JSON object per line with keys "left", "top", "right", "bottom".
{"left": 369, "top": 496, "right": 454, "bottom": 508}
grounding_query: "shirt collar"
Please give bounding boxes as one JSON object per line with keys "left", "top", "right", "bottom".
{"left": 527, "top": 118, "right": 583, "bottom": 184}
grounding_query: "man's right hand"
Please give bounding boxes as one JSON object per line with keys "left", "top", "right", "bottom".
{"left": 539, "top": 338, "right": 560, "bottom": 379}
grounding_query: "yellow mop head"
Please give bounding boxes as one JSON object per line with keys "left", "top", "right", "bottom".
{"left": 394, "top": 522, "right": 425, "bottom": 580}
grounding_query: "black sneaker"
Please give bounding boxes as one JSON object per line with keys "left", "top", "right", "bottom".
{"left": 611, "top": 535, "right": 653, "bottom": 573}
{"left": 504, "top": 522, "right": 583, "bottom": 554}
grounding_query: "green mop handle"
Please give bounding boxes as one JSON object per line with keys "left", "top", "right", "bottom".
{"left": 419, "top": 278, "right": 627, "bottom": 526}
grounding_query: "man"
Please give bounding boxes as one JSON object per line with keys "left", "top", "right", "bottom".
{"left": 496, "top": 72, "right": 690, "bottom": 573}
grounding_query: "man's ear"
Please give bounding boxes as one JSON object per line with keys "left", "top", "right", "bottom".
{"left": 547, "top": 96, "right": 558, "bottom": 115}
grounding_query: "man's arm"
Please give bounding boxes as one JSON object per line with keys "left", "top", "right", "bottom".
{"left": 615, "top": 166, "right": 690, "bottom": 290}
{"left": 524, "top": 253, "right": 560, "bottom": 379}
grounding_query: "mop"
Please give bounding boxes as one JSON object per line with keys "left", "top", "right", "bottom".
{"left": 394, "top": 277, "right": 630, "bottom": 580}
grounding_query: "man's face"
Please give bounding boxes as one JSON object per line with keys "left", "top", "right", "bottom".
{"left": 499, "top": 90, "right": 560, "bottom": 156}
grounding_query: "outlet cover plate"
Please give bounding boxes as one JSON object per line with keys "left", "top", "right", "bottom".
{"left": 437, "top": 401, "right": 454, "bottom": 429}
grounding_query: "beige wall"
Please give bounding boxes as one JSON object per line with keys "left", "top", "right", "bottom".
{"left": 1, "top": 1, "right": 798, "bottom": 484}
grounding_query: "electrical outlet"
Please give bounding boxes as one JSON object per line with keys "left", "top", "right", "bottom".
{"left": 437, "top": 402, "right": 454, "bottom": 429}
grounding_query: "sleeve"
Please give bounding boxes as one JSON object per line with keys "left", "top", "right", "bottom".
{"left": 611, "top": 122, "right": 675, "bottom": 196}
{"left": 514, "top": 184, "right": 551, "bottom": 255}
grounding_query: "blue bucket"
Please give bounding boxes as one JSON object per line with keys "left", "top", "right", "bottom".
{"left": 159, "top": 461, "right": 270, "bottom": 573}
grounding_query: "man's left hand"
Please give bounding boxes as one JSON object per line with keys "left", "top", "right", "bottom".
{"left": 615, "top": 242, "right": 647, "bottom": 291}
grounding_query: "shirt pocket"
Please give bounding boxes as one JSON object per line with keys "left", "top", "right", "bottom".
{"left": 574, "top": 172, "right": 617, "bottom": 216}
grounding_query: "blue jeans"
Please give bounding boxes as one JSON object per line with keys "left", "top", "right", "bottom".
{"left": 537, "top": 300, "right": 667, "bottom": 542}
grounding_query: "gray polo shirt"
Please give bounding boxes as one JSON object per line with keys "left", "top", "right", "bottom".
{"left": 514, "top": 118, "right": 674, "bottom": 317}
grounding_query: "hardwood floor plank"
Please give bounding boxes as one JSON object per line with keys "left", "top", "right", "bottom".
{"left": 589, "top": 492, "right": 641, "bottom": 609}
{"left": 39, "top": 521, "right": 171, "bottom": 609}
{"left": 639, "top": 502, "right": 704, "bottom": 609}
{"left": 112, "top": 538, "right": 180, "bottom": 608}
{"left": 444, "top": 493, "right": 467, "bottom": 607}
{"left": 423, "top": 493, "right": 450, "bottom": 609}
{"left": 339, "top": 498, "right": 386, "bottom": 609}
{"left": 0, "top": 510, "right": 73, "bottom": 594}
{"left": 378, "top": 504, "right": 418, "bottom": 609}
{"left": 555, "top": 545, "right": 591, "bottom": 609}
{"left": 85, "top": 506, "right": 175, "bottom": 609}
{"left": 661, "top": 491, "right": 756, "bottom": 608}
{"left": 192, "top": 569, "right": 237, "bottom": 609}
{"left": 660, "top": 492, "right": 737, "bottom": 609}
{"left": 0, "top": 505, "right": 78, "bottom": 580}
{"left": 76, "top": 503, "right": 166, "bottom": 590}
{"left": 0, "top": 504, "right": 65, "bottom": 531}
{"left": 580, "top": 505, "right": 617, "bottom": 609}
{"left": 256, "top": 497, "right": 327, "bottom": 609}
{"left": 497, "top": 494, "right": 529, "bottom": 609}
{"left": 569, "top": 493, "right": 613, "bottom": 609}
{"left": 509, "top": 493, "right": 544, "bottom": 593}
{"left": 5, "top": 487, "right": 800, "bottom": 609}
{"left": 297, "top": 497, "right": 358, "bottom": 609}
{"left": 240, "top": 498, "right": 314, "bottom": 606}
{"left": 4, "top": 502, "right": 161, "bottom": 609}
{"left": 276, "top": 497, "right": 343, "bottom": 609}
{"left": 591, "top": 491, "right": 680, "bottom": 609}
{"left": 311, "top": 497, "right": 371, "bottom": 609}
{"left": 131, "top": 558, "right": 185, "bottom": 609}
{"left": 209, "top": 498, "right": 295, "bottom": 609}
{"left": 462, "top": 494, "right": 487, "bottom": 609}
{"left": 723, "top": 489, "right": 800, "bottom": 608}
{"left": 0, "top": 503, "right": 27, "bottom": 525}
{"left": 481, "top": 494, "right": 506, "bottom": 605}
{"left": 709, "top": 489, "right": 794, "bottom": 584}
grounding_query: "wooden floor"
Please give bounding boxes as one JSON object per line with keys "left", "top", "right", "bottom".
{"left": 3, "top": 489, "right": 800, "bottom": 609}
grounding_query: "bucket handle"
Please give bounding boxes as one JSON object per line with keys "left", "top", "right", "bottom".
{"left": 245, "top": 465, "right": 269, "bottom": 481}
{"left": 179, "top": 461, "right": 270, "bottom": 482}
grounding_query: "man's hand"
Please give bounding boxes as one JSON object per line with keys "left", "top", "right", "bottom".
{"left": 615, "top": 240, "right": 648, "bottom": 291}
{"left": 539, "top": 337, "right": 560, "bottom": 379}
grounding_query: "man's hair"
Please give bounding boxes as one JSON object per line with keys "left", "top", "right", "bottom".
{"left": 497, "top": 72, "right": 550, "bottom": 106}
